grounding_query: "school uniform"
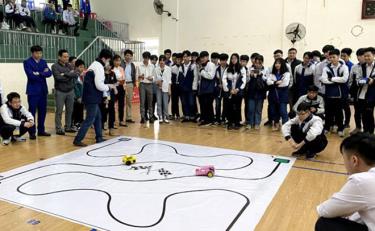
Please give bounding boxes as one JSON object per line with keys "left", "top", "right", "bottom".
{"left": 321, "top": 62, "right": 349, "bottom": 133}
{"left": 214, "top": 65, "right": 227, "bottom": 123}
{"left": 222, "top": 67, "right": 247, "bottom": 127}
{"left": 294, "top": 63, "right": 316, "bottom": 98}
{"left": 171, "top": 64, "right": 181, "bottom": 119}
{"left": 179, "top": 62, "right": 197, "bottom": 120}
{"left": 197, "top": 61, "right": 216, "bottom": 124}
{"left": 315, "top": 59, "right": 329, "bottom": 95}
{"left": 286, "top": 58, "right": 302, "bottom": 106}
{"left": 23, "top": 57, "right": 52, "bottom": 136}
{"left": 267, "top": 72, "right": 291, "bottom": 124}
{"left": 246, "top": 67, "right": 268, "bottom": 126}
{"left": 349, "top": 63, "right": 364, "bottom": 130}
{"left": 355, "top": 61, "right": 375, "bottom": 134}
{"left": 293, "top": 94, "right": 325, "bottom": 118}
{"left": 154, "top": 66, "right": 172, "bottom": 120}
{"left": 72, "top": 72, "right": 84, "bottom": 127}
{"left": 0, "top": 103, "right": 34, "bottom": 140}
{"left": 100, "top": 70, "right": 117, "bottom": 129}
{"left": 282, "top": 114, "right": 327, "bottom": 156}
{"left": 137, "top": 63, "right": 154, "bottom": 122}
{"left": 343, "top": 60, "right": 354, "bottom": 127}
{"left": 243, "top": 66, "right": 250, "bottom": 123}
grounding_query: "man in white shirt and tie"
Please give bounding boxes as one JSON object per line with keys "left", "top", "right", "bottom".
{"left": 316, "top": 132, "right": 375, "bottom": 231}
{"left": 137, "top": 51, "right": 154, "bottom": 124}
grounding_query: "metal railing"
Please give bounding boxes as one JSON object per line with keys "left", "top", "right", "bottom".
{"left": 77, "top": 36, "right": 144, "bottom": 66}
{"left": 95, "top": 18, "right": 129, "bottom": 41}
{"left": 0, "top": 29, "right": 76, "bottom": 63}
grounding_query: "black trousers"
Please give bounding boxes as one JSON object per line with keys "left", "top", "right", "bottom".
{"left": 315, "top": 217, "right": 368, "bottom": 231}
{"left": 100, "top": 92, "right": 115, "bottom": 129}
{"left": 72, "top": 101, "right": 84, "bottom": 126}
{"left": 353, "top": 100, "right": 363, "bottom": 129}
{"left": 0, "top": 124, "right": 29, "bottom": 140}
{"left": 199, "top": 93, "right": 214, "bottom": 123}
{"left": 116, "top": 85, "right": 126, "bottom": 122}
{"left": 291, "top": 125, "right": 327, "bottom": 154}
{"left": 20, "top": 15, "right": 36, "bottom": 28}
{"left": 171, "top": 84, "right": 180, "bottom": 117}
{"left": 358, "top": 99, "right": 375, "bottom": 134}
{"left": 227, "top": 94, "right": 243, "bottom": 125}
{"left": 343, "top": 98, "right": 351, "bottom": 126}
{"left": 82, "top": 13, "right": 89, "bottom": 29}
{"left": 325, "top": 98, "right": 344, "bottom": 132}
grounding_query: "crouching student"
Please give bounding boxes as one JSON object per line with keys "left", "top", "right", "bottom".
{"left": 282, "top": 102, "right": 328, "bottom": 159}
{"left": 315, "top": 132, "right": 375, "bottom": 231}
{"left": 0, "top": 92, "right": 34, "bottom": 145}
{"left": 154, "top": 55, "right": 172, "bottom": 123}
{"left": 293, "top": 85, "right": 325, "bottom": 119}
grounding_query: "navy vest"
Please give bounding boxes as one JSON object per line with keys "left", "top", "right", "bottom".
{"left": 295, "top": 65, "right": 314, "bottom": 98}
{"left": 360, "top": 63, "right": 375, "bottom": 102}
{"left": 179, "top": 64, "right": 194, "bottom": 92}
{"left": 82, "top": 70, "right": 103, "bottom": 105}
{"left": 325, "top": 64, "right": 347, "bottom": 98}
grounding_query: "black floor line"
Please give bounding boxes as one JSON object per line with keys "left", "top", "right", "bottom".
{"left": 292, "top": 166, "right": 348, "bottom": 175}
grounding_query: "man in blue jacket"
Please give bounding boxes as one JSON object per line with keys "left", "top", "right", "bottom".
{"left": 80, "top": 0, "right": 91, "bottom": 30}
{"left": 23, "top": 45, "right": 52, "bottom": 140}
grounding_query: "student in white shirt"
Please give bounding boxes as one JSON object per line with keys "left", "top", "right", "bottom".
{"left": 266, "top": 58, "right": 291, "bottom": 131}
{"left": 0, "top": 92, "right": 34, "bottom": 145}
{"left": 222, "top": 53, "right": 246, "bottom": 130}
{"left": 316, "top": 132, "right": 375, "bottom": 231}
{"left": 315, "top": 45, "right": 335, "bottom": 95}
{"left": 154, "top": 55, "right": 171, "bottom": 123}
{"left": 321, "top": 49, "right": 349, "bottom": 137}
{"left": 137, "top": 51, "right": 154, "bottom": 124}
{"left": 63, "top": 4, "right": 79, "bottom": 36}
{"left": 16, "top": 0, "right": 37, "bottom": 32}
{"left": 282, "top": 102, "right": 327, "bottom": 159}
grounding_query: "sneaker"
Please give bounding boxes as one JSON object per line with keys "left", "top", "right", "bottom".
{"left": 140, "top": 119, "right": 146, "bottom": 124}
{"left": 264, "top": 120, "right": 272, "bottom": 126}
{"left": 246, "top": 125, "right": 252, "bottom": 130}
{"left": 20, "top": 23, "right": 26, "bottom": 29}
{"left": 306, "top": 152, "right": 317, "bottom": 160}
{"left": 109, "top": 128, "right": 115, "bottom": 136}
{"left": 38, "top": 132, "right": 51, "bottom": 137}
{"left": 73, "top": 141, "right": 87, "bottom": 147}
{"left": 65, "top": 128, "right": 77, "bottom": 133}
{"left": 126, "top": 119, "right": 135, "bottom": 123}
{"left": 181, "top": 118, "right": 190, "bottom": 123}
{"left": 254, "top": 125, "right": 260, "bottom": 130}
{"left": 338, "top": 131, "right": 345, "bottom": 137}
{"left": 324, "top": 129, "right": 329, "bottom": 135}
{"left": 119, "top": 122, "right": 128, "bottom": 127}
{"left": 332, "top": 126, "right": 338, "bottom": 134}
{"left": 2, "top": 138, "right": 11, "bottom": 145}
{"left": 56, "top": 130, "right": 65, "bottom": 136}
{"left": 292, "top": 150, "right": 305, "bottom": 157}
{"left": 14, "top": 136, "right": 26, "bottom": 142}
{"left": 29, "top": 134, "right": 36, "bottom": 140}
{"left": 163, "top": 119, "right": 170, "bottom": 124}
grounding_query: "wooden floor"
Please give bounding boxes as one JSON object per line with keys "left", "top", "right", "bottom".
{"left": 0, "top": 105, "right": 349, "bottom": 231}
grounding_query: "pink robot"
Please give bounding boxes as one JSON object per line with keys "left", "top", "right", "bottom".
{"left": 195, "top": 165, "right": 215, "bottom": 178}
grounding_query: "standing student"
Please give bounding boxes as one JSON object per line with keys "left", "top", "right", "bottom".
{"left": 164, "top": 49, "right": 172, "bottom": 66}
{"left": 72, "top": 59, "right": 85, "bottom": 129}
{"left": 113, "top": 55, "right": 126, "bottom": 128}
{"left": 240, "top": 55, "right": 250, "bottom": 124}
{"left": 282, "top": 102, "right": 327, "bottom": 159}
{"left": 154, "top": 55, "right": 172, "bottom": 123}
{"left": 250, "top": 53, "right": 260, "bottom": 67}
{"left": 62, "top": 4, "right": 79, "bottom": 36}
{"left": 211, "top": 52, "right": 220, "bottom": 67}
{"left": 80, "top": 0, "right": 91, "bottom": 30}
{"left": 312, "top": 50, "right": 322, "bottom": 65}
{"left": 321, "top": 49, "right": 349, "bottom": 137}
{"left": 17, "top": 0, "right": 38, "bottom": 32}
{"left": 170, "top": 53, "right": 182, "bottom": 120}
{"left": 293, "top": 85, "right": 325, "bottom": 119}
{"left": 0, "top": 92, "right": 34, "bottom": 145}
{"left": 23, "top": 45, "right": 52, "bottom": 139}
{"left": 316, "top": 133, "right": 375, "bottom": 231}
{"left": 149, "top": 55, "right": 158, "bottom": 121}
{"left": 315, "top": 45, "right": 335, "bottom": 96}
{"left": 197, "top": 51, "right": 216, "bottom": 126}
{"left": 137, "top": 51, "right": 154, "bottom": 124}
{"left": 294, "top": 52, "right": 315, "bottom": 99}
{"left": 122, "top": 49, "right": 136, "bottom": 125}
{"left": 52, "top": 49, "right": 78, "bottom": 135}
{"left": 222, "top": 53, "right": 246, "bottom": 130}
{"left": 73, "top": 49, "right": 114, "bottom": 147}
{"left": 341, "top": 48, "right": 354, "bottom": 128}
{"left": 266, "top": 58, "right": 290, "bottom": 131}
{"left": 349, "top": 48, "right": 366, "bottom": 135}
{"left": 101, "top": 63, "right": 117, "bottom": 135}
{"left": 246, "top": 55, "right": 267, "bottom": 130}
{"left": 179, "top": 50, "right": 197, "bottom": 122}
{"left": 356, "top": 47, "right": 375, "bottom": 134}
{"left": 191, "top": 51, "right": 200, "bottom": 119}
{"left": 286, "top": 48, "right": 302, "bottom": 108}
{"left": 214, "top": 53, "right": 228, "bottom": 125}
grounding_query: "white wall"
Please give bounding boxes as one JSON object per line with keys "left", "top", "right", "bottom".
{"left": 91, "top": 0, "right": 375, "bottom": 66}
{"left": 0, "top": 64, "right": 54, "bottom": 106}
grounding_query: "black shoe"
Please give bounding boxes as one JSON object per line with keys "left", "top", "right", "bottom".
{"left": 140, "top": 119, "right": 145, "bottom": 124}
{"left": 73, "top": 141, "right": 87, "bottom": 147}
{"left": 292, "top": 150, "right": 305, "bottom": 157}
{"left": 126, "top": 119, "right": 135, "bottom": 123}
{"left": 264, "top": 120, "right": 272, "bottom": 126}
{"left": 227, "top": 124, "right": 234, "bottom": 130}
{"left": 119, "top": 122, "right": 128, "bottom": 127}
{"left": 38, "top": 132, "right": 51, "bottom": 137}
{"left": 181, "top": 118, "right": 190, "bottom": 123}
{"left": 65, "top": 128, "right": 76, "bottom": 133}
{"left": 56, "top": 130, "right": 66, "bottom": 136}
{"left": 198, "top": 121, "right": 207, "bottom": 126}
{"left": 96, "top": 139, "right": 107, "bottom": 143}
{"left": 306, "top": 151, "right": 316, "bottom": 160}
{"left": 29, "top": 134, "right": 36, "bottom": 140}
{"left": 150, "top": 118, "right": 155, "bottom": 123}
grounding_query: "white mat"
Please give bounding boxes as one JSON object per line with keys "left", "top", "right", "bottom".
{"left": 0, "top": 137, "right": 295, "bottom": 231}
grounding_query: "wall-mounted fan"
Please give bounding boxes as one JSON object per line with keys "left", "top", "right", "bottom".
{"left": 153, "top": 0, "right": 171, "bottom": 17}
{"left": 285, "top": 23, "right": 306, "bottom": 44}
